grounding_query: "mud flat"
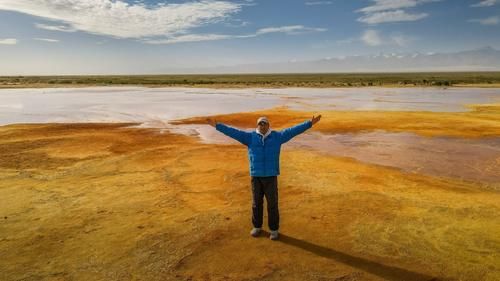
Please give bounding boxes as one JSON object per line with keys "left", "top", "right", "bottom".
{"left": 1, "top": 104, "right": 499, "bottom": 280}
{"left": 1, "top": 87, "right": 500, "bottom": 280}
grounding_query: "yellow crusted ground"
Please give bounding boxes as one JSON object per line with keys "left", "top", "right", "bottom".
{"left": 175, "top": 104, "right": 500, "bottom": 138}
{"left": 1, "top": 106, "right": 499, "bottom": 281}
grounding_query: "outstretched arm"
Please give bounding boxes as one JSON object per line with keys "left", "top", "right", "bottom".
{"left": 207, "top": 117, "right": 251, "bottom": 146}
{"left": 279, "top": 114, "right": 321, "bottom": 144}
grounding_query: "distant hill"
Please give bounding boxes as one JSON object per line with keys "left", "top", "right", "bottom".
{"left": 172, "top": 47, "right": 500, "bottom": 74}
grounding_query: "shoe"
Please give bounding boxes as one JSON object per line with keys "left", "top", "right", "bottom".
{"left": 250, "top": 228, "right": 261, "bottom": 237}
{"left": 270, "top": 230, "right": 279, "bottom": 240}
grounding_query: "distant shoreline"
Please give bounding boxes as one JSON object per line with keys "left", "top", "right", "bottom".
{"left": 2, "top": 72, "right": 500, "bottom": 89}
{"left": 2, "top": 84, "right": 500, "bottom": 89}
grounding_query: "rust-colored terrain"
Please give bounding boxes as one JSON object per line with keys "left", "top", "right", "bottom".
{"left": 1, "top": 106, "right": 499, "bottom": 281}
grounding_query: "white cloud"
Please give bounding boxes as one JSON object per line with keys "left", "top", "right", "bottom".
{"left": 34, "top": 38, "right": 60, "bottom": 42}
{"left": 357, "top": 0, "right": 438, "bottom": 24}
{"left": 469, "top": 16, "right": 499, "bottom": 25}
{"left": 144, "top": 34, "right": 233, "bottom": 44}
{"left": 359, "top": 9, "right": 427, "bottom": 24}
{"left": 35, "top": 23, "right": 76, "bottom": 32}
{"left": 0, "top": 38, "right": 17, "bottom": 45}
{"left": 358, "top": 0, "right": 420, "bottom": 13}
{"left": 359, "top": 0, "right": 439, "bottom": 12}
{"left": 360, "top": 30, "right": 414, "bottom": 47}
{"left": 471, "top": 0, "right": 498, "bottom": 7}
{"left": 11, "top": 1, "right": 328, "bottom": 46}
{"left": 0, "top": 0, "right": 242, "bottom": 39}
{"left": 305, "top": 1, "right": 333, "bottom": 5}
{"left": 144, "top": 25, "right": 326, "bottom": 44}
{"left": 361, "top": 30, "right": 383, "bottom": 46}
{"left": 256, "top": 25, "right": 326, "bottom": 35}
{"left": 225, "top": 19, "right": 251, "bottom": 27}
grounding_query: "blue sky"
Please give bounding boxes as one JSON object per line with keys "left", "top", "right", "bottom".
{"left": 0, "top": 0, "right": 499, "bottom": 74}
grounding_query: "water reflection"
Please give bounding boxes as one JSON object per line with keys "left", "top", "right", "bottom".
{"left": 1, "top": 87, "right": 500, "bottom": 126}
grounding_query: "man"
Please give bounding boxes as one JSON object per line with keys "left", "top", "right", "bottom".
{"left": 207, "top": 114, "right": 321, "bottom": 240}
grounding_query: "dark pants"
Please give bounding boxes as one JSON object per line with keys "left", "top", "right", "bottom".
{"left": 251, "top": 176, "right": 279, "bottom": 231}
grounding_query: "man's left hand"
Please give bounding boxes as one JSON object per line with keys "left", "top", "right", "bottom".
{"left": 311, "top": 114, "right": 321, "bottom": 125}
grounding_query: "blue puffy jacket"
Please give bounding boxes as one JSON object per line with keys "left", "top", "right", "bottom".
{"left": 216, "top": 120, "right": 312, "bottom": 177}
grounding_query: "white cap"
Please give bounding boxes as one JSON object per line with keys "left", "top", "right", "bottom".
{"left": 257, "top": 116, "right": 269, "bottom": 125}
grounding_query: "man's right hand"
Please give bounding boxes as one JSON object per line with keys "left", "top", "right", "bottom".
{"left": 206, "top": 118, "right": 217, "bottom": 127}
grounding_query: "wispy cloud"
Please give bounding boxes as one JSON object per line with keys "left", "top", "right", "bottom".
{"left": 225, "top": 19, "right": 251, "bottom": 28}
{"left": 0, "top": 38, "right": 17, "bottom": 45}
{"left": 144, "top": 25, "right": 326, "bottom": 44}
{"left": 360, "top": 29, "right": 414, "bottom": 46}
{"left": 359, "top": 10, "right": 428, "bottom": 24}
{"left": 469, "top": 16, "right": 499, "bottom": 25}
{"left": 0, "top": 0, "right": 242, "bottom": 39}
{"left": 471, "top": 0, "right": 498, "bottom": 7}
{"left": 35, "top": 23, "right": 76, "bottom": 32}
{"left": 361, "top": 30, "right": 383, "bottom": 46}
{"left": 34, "top": 38, "right": 60, "bottom": 42}
{"left": 357, "top": 0, "right": 438, "bottom": 24}
{"left": 256, "top": 25, "right": 326, "bottom": 35}
{"left": 359, "top": 0, "right": 435, "bottom": 13}
{"left": 145, "top": 34, "right": 233, "bottom": 45}
{"left": 305, "top": 1, "right": 333, "bottom": 5}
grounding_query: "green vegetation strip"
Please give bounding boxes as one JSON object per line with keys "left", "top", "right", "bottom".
{"left": 1, "top": 72, "right": 500, "bottom": 88}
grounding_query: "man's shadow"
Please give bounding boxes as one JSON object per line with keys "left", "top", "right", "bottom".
{"left": 261, "top": 231, "right": 443, "bottom": 281}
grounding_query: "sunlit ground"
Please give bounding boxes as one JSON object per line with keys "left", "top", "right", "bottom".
{"left": 0, "top": 89, "right": 499, "bottom": 281}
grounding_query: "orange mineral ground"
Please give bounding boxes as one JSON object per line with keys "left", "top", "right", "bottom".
{"left": 1, "top": 106, "right": 499, "bottom": 281}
